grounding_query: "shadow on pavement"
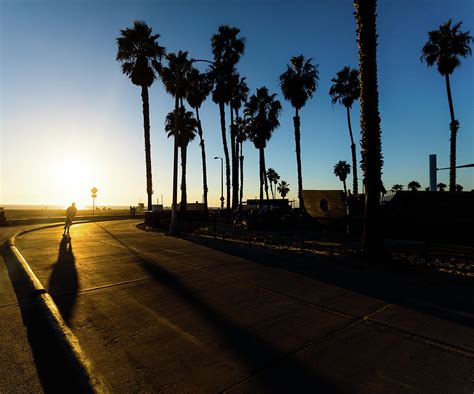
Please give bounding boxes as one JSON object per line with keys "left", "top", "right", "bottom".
{"left": 95, "top": 223, "right": 343, "bottom": 392}
{"left": 1, "top": 242, "right": 85, "bottom": 393}
{"left": 183, "top": 236, "right": 474, "bottom": 329}
{"left": 48, "top": 236, "right": 79, "bottom": 324}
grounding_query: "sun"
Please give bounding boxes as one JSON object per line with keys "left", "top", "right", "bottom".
{"left": 52, "top": 157, "right": 96, "bottom": 209}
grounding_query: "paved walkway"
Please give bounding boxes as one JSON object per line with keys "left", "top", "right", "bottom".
{"left": 0, "top": 225, "right": 43, "bottom": 393}
{"left": 7, "top": 220, "right": 474, "bottom": 392}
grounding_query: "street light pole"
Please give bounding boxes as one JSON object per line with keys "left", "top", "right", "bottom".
{"left": 214, "top": 156, "right": 224, "bottom": 210}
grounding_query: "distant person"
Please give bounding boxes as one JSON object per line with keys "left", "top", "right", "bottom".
{"left": 63, "top": 202, "right": 77, "bottom": 236}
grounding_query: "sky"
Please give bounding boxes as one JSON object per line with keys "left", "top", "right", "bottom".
{"left": 1, "top": 0, "right": 473, "bottom": 208}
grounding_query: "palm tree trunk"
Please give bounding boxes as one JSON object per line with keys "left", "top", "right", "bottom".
{"left": 259, "top": 147, "right": 264, "bottom": 208}
{"left": 240, "top": 141, "right": 244, "bottom": 207}
{"left": 262, "top": 149, "right": 270, "bottom": 210}
{"left": 343, "top": 179, "right": 347, "bottom": 195}
{"left": 445, "top": 74, "right": 458, "bottom": 192}
{"left": 347, "top": 106, "right": 359, "bottom": 194}
{"left": 195, "top": 107, "right": 208, "bottom": 211}
{"left": 354, "top": 0, "right": 386, "bottom": 262}
{"left": 169, "top": 93, "right": 180, "bottom": 234}
{"left": 180, "top": 143, "right": 187, "bottom": 212}
{"left": 141, "top": 86, "right": 153, "bottom": 211}
{"left": 230, "top": 107, "right": 238, "bottom": 210}
{"left": 293, "top": 109, "right": 305, "bottom": 210}
{"left": 219, "top": 101, "right": 231, "bottom": 210}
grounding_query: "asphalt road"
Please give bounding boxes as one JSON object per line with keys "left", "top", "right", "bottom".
{"left": 7, "top": 220, "right": 474, "bottom": 392}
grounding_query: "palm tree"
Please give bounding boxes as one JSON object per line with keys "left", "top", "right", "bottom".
{"left": 354, "top": 0, "right": 386, "bottom": 261}
{"left": 230, "top": 75, "right": 249, "bottom": 209}
{"left": 407, "top": 181, "right": 421, "bottom": 191}
{"left": 210, "top": 25, "right": 245, "bottom": 210}
{"left": 334, "top": 161, "right": 351, "bottom": 195}
{"left": 391, "top": 184, "right": 404, "bottom": 192}
{"left": 277, "top": 181, "right": 290, "bottom": 199}
{"left": 279, "top": 55, "right": 318, "bottom": 210}
{"left": 437, "top": 182, "right": 447, "bottom": 192}
{"left": 116, "top": 21, "right": 165, "bottom": 211}
{"left": 266, "top": 168, "right": 280, "bottom": 199}
{"left": 236, "top": 116, "right": 248, "bottom": 207}
{"left": 185, "top": 68, "right": 213, "bottom": 211}
{"left": 164, "top": 108, "right": 198, "bottom": 212}
{"left": 244, "top": 87, "right": 282, "bottom": 208}
{"left": 455, "top": 184, "right": 463, "bottom": 192}
{"left": 421, "top": 20, "right": 472, "bottom": 192}
{"left": 329, "top": 66, "right": 360, "bottom": 195}
{"left": 155, "top": 51, "right": 193, "bottom": 232}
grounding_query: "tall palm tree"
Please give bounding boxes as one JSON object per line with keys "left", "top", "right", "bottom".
{"left": 421, "top": 20, "right": 472, "bottom": 192}
{"left": 391, "top": 184, "right": 404, "bottom": 192}
{"left": 279, "top": 55, "right": 318, "bottom": 210}
{"left": 185, "top": 68, "right": 213, "bottom": 211}
{"left": 277, "top": 181, "right": 290, "bottom": 199}
{"left": 164, "top": 108, "right": 198, "bottom": 212}
{"left": 334, "top": 161, "right": 351, "bottom": 195}
{"left": 329, "top": 66, "right": 360, "bottom": 195}
{"left": 210, "top": 25, "right": 245, "bottom": 210}
{"left": 155, "top": 51, "right": 193, "bottom": 232}
{"left": 266, "top": 168, "right": 280, "bottom": 199}
{"left": 354, "top": 0, "right": 386, "bottom": 261}
{"left": 236, "top": 116, "right": 248, "bottom": 207}
{"left": 407, "top": 181, "right": 421, "bottom": 191}
{"left": 244, "top": 87, "right": 282, "bottom": 208}
{"left": 116, "top": 20, "right": 165, "bottom": 211}
{"left": 230, "top": 75, "right": 249, "bottom": 210}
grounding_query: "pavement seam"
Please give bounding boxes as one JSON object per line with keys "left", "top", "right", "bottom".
{"left": 0, "top": 301, "right": 19, "bottom": 309}
{"left": 363, "top": 319, "right": 474, "bottom": 359}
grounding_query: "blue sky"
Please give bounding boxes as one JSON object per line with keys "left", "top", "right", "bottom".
{"left": 1, "top": 0, "right": 473, "bottom": 207}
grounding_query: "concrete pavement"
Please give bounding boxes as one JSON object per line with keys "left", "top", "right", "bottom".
{"left": 7, "top": 220, "right": 474, "bottom": 392}
{"left": 0, "top": 225, "right": 44, "bottom": 393}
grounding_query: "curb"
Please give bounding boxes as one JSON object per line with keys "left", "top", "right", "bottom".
{"left": 5, "top": 222, "right": 107, "bottom": 393}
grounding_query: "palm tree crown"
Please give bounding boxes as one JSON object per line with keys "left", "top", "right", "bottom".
{"left": 277, "top": 181, "right": 290, "bottom": 199}
{"left": 116, "top": 20, "right": 165, "bottom": 87}
{"left": 334, "top": 161, "right": 351, "bottom": 182}
{"left": 185, "top": 68, "right": 213, "bottom": 110}
{"left": 421, "top": 20, "right": 472, "bottom": 76}
{"left": 211, "top": 25, "right": 246, "bottom": 68}
{"left": 164, "top": 107, "right": 198, "bottom": 146}
{"left": 279, "top": 55, "right": 318, "bottom": 110}
{"left": 391, "top": 184, "right": 404, "bottom": 192}
{"left": 329, "top": 66, "right": 360, "bottom": 108}
{"left": 245, "top": 87, "right": 282, "bottom": 148}
{"left": 156, "top": 51, "right": 193, "bottom": 97}
{"left": 407, "top": 181, "right": 421, "bottom": 191}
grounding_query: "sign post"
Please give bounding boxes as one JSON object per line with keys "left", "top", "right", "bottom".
{"left": 91, "top": 187, "right": 98, "bottom": 216}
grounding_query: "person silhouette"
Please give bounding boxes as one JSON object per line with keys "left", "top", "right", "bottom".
{"left": 63, "top": 202, "right": 77, "bottom": 236}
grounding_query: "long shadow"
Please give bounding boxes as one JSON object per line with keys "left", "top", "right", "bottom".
{"left": 183, "top": 236, "right": 474, "bottom": 329}
{"left": 48, "top": 236, "right": 78, "bottom": 324}
{"left": 1, "top": 242, "right": 85, "bottom": 393}
{"left": 95, "top": 223, "right": 343, "bottom": 392}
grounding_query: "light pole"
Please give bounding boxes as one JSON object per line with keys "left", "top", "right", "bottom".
{"left": 214, "top": 156, "right": 224, "bottom": 210}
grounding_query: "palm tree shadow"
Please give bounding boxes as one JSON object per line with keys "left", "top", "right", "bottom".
{"left": 48, "top": 236, "right": 78, "bottom": 324}
{"left": 95, "top": 223, "right": 341, "bottom": 392}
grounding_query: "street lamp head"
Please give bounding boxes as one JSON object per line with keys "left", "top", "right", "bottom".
{"left": 214, "top": 156, "right": 220, "bottom": 160}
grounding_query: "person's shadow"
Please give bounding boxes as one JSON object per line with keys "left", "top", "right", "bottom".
{"left": 48, "top": 236, "right": 79, "bottom": 324}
